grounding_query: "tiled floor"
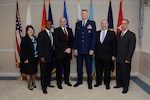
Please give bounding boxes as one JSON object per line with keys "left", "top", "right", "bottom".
{"left": 0, "top": 78, "right": 150, "bottom": 100}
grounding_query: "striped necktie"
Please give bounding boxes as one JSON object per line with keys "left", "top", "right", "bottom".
{"left": 64, "top": 28, "right": 68, "bottom": 41}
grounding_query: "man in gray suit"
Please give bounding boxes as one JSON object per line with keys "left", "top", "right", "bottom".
{"left": 114, "top": 19, "right": 136, "bottom": 94}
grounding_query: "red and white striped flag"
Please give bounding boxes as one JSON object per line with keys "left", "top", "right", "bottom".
{"left": 15, "top": 0, "right": 23, "bottom": 67}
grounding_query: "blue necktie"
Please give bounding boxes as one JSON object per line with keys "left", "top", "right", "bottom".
{"left": 82, "top": 20, "right": 86, "bottom": 27}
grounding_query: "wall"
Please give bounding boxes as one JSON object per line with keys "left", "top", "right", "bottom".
{"left": 0, "top": 0, "right": 140, "bottom": 76}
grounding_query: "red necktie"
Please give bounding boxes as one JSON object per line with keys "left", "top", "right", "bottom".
{"left": 64, "top": 29, "right": 68, "bottom": 41}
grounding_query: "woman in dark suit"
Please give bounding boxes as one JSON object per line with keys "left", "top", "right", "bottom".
{"left": 20, "top": 25, "right": 38, "bottom": 90}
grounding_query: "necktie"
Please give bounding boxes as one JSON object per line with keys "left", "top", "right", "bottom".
{"left": 64, "top": 28, "right": 68, "bottom": 48}
{"left": 101, "top": 31, "right": 105, "bottom": 43}
{"left": 49, "top": 31, "right": 53, "bottom": 46}
{"left": 64, "top": 28, "right": 68, "bottom": 41}
{"left": 121, "top": 32, "right": 124, "bottom": 38}
{"left": 82, "top": 20, "right": 86, "bottom": 27}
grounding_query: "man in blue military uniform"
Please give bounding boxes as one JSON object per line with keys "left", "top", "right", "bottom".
{"left": 74, "top": 9, "right": 96, "bottom": 89}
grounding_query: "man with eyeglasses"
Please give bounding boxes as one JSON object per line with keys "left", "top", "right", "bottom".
{"left": 114, "top": 19, "right": 136, "bottom": 94}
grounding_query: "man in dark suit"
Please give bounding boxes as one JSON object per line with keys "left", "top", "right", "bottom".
{"left": 94, "top": 19, "right": 116, "bottom": 90}
{"left": 74, "top": 9, "right": 96, "bottom": 89}
{"left": 114, "top": 19, "right": 136, "bottom": 94}
{"left": 54, "top": 17, "right": 74, "bottom": 89}
{"left": 37, "top": 20, "right": 55, "bottom": 94}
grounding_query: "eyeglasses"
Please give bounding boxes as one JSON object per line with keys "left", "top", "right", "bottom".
{"left": 121, "top": 23, "right": 128, "bottom": 25}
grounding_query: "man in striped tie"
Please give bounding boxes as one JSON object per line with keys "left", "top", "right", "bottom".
{"left": 54, "top": 17, "right": 74, "bottom": 89}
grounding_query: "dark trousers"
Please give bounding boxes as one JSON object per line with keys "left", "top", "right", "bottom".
{"left": 95, "top": 59, "right": 111, "bottom": 85}
{"left": 40, "top": 62, "right": 51, "bottom": 90}
{"left": 56, "top": 54, "right": 71, "bottom": 85}
{"left": 76, "top": 54, "right": 92, "bottom": 86}
{"left": 116, "top": 62, "right": 131, "bottom": 90}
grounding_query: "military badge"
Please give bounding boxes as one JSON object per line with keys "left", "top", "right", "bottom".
{"left": 87, "top": 24, "right": 92, "bottom": 29}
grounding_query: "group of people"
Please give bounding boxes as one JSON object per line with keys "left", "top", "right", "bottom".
{"left": 20, "top": 9, "right": 136, "bottom": 94}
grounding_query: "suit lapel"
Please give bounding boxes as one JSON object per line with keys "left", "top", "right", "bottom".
{"left": 124, "top": 30, "right": 129, "bottom": 37}
{"left": 44, "top": 30, "right": 50, "bottom": 40}
{"left": 59, "top": 27, "right": 64, "bottom": 34}
{"left": 120, "top": 30, "right": 129, "bottom": 39}
{"left": 60, "top": 27, "right": 67, "bottom": 41}
{"left": 103, "top": 30, "right": 109, "bottom": 43}
{"left": 85, "top": 20, "right": 89, "bottom": 27}
{"left": 97, "top": 30, "right": 101, "bottom": 44}
{"left": 100, "top": 30, "right": 108, "bottom": 44}
{"left": 43, "top": 30, "right": 51, "bottom": 45}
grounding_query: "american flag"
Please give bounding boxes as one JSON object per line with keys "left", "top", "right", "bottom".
{"left": 15, "top": 0, "right": 23, "bottom": 67}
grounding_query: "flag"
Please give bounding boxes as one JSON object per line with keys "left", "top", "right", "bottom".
{"left": 41, "top": 0, "right": 47, "bottom": 31}
{"left": 48, "top": 0, "right": 54, "bottom": 32}
{"left": 48, "top": 0, "right": 53, "bottom": 24}
{"left": 89, "top": 0, "right": 93, "bottom": 20}
{"left": 63, "top": 0, "right": 69, "bottom": 27}
{"left": 107, "top": 0, "right": 115, "bottom": 76}
{"left": 116, "top": 0, "right": 123, "bottom": 34}
{"left": 107, "top": 0, "right": 114, "bottom": 31}
{"left": 15, "top": 0, "right": 23, "bottom": 67}
{"left": 48, "top": 0, "right": 56, "bottom": 73}
{"left": 77, "top": 0, "right": 81, "bottom": 21}
{"left": 138, "top": 0, "right": 144, "bottom": 47}
{"left": 26, "top": 0, "right": 32, "bottom": 26}
{"left": 88, "top": 0, "right": 95, "bottom": 79}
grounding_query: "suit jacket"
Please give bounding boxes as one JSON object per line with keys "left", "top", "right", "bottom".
{"left": 116, "top": 30, "right": 136, "bottom": 64}
{"left": 37, "top": 30, "right": 53, "bottom": 62}
{"left": 20, "top": 35, "right": 37, "bottom": 63}
{"left": 54, "top": 27, "right": 74, "bottom": 59}
{"left": 74, "top": 20, "right": 96, "bottom": 54}
{"left": 95, "top": 30, "right": 116, "bottom": 61}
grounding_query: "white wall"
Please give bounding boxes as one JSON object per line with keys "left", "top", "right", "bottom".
{"left": 0, "top": 0, "right": 140, "bottom": 76}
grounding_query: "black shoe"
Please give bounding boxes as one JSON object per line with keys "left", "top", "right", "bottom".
{"left": 28, "top": 84, "right": 33, "bottom": 90}
{"left": 48, "top": 84, "right": 55, "bottom": 88}
{"left": 73, "top": 83, "right": 82, "bottom": 87}
{"left": 88, "top": 85, "right": 92, "bottom": 89}
{"left": 106, "top": 85, "right": 110, "bottom": 90}
{"left": 32, "top": 82, "right": 37, "bottom": 88}
{"left": 94, "top": 83, "right": 101, "bottom": 87}
{"left": 65, "top": 82, "right": 72, "bottom": 86}
{"left": 43, "top": 89, "right": 48, "bottom": 94}
{"left": 122, "top": 89, "right": 128, "bottom": 94}
{"left": 113, "top": 86, "right": 121, "bottom": 88}
{"left": 57, "top": 85, "right": 63, "bottom": 89}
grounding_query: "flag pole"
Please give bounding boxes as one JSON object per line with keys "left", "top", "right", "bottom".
{"left": 16, "top": 0, "right": 24, "bottom": 80}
